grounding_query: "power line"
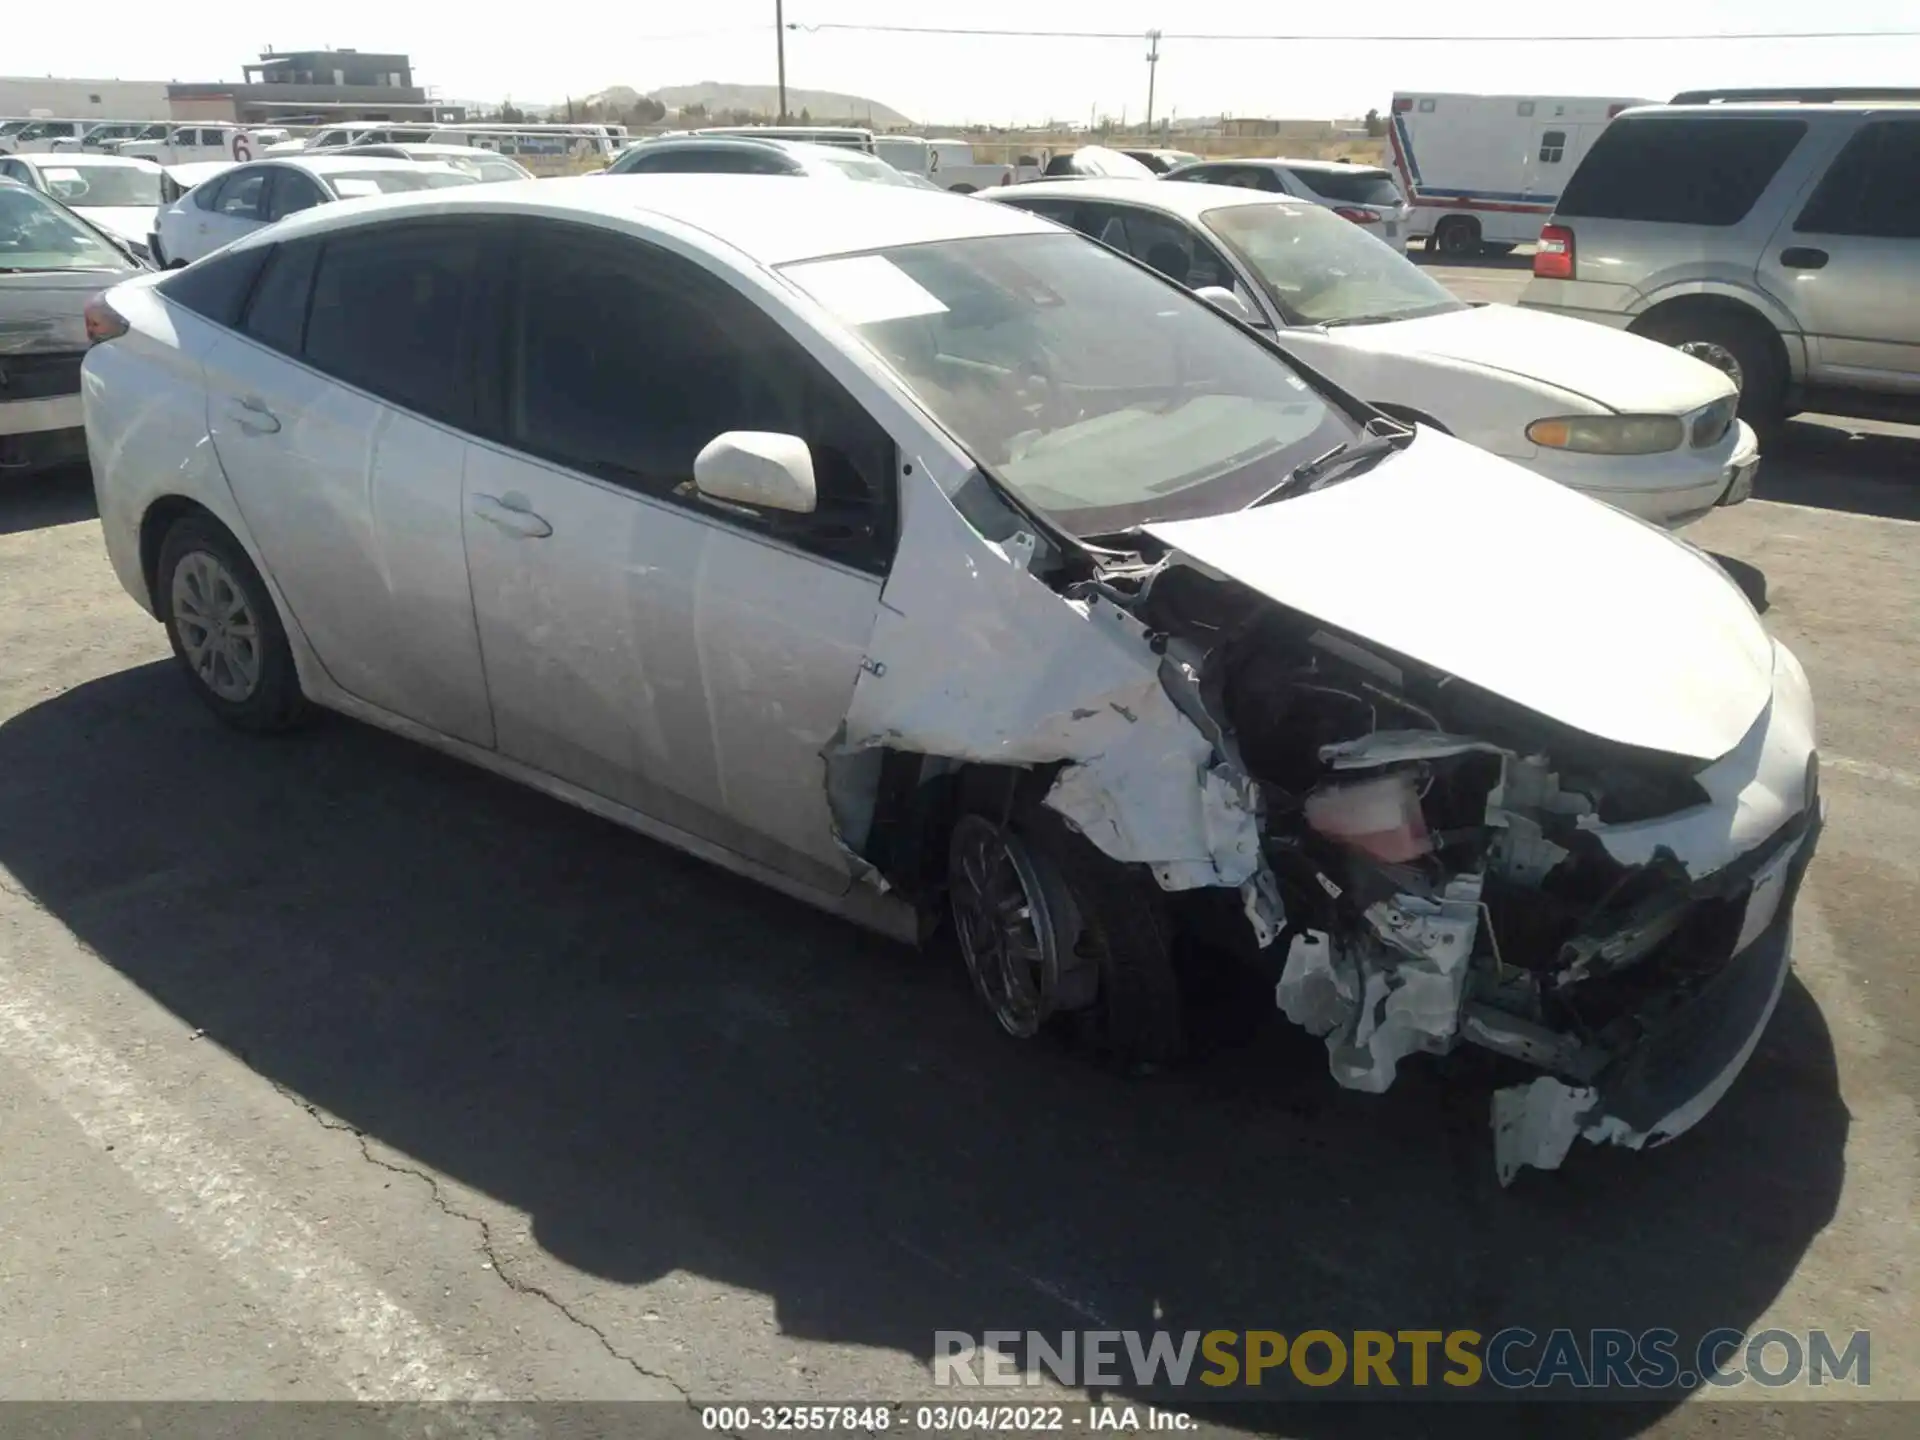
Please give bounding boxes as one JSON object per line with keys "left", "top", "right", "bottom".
{"left": 787, "top": 21, "right": 1920, "bottom": 43}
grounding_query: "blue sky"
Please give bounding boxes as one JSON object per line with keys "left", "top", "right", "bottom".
{"left": 12, "top": 0, "right": 1920, "bottom": 124}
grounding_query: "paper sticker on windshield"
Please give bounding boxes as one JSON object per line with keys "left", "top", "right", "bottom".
{"left": 786, "top": 255, "right": 949, "bottom": 325}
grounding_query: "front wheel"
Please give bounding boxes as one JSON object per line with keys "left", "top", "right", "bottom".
{"left": 948, "top": 808, "right": 1185, "bottom": 1067}
{"left": 156, "top": 515, "right": 307, "bottom": 732}
{"left": 1636, "top": 309, "right": 1786, "bottom": 432}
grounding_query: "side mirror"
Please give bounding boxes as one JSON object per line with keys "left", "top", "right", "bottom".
{"left": 694, "top": 431, "right": 817, "bottom": 515}
{"left": 1194, "top": 285, "right": 1262, "bottom": 326}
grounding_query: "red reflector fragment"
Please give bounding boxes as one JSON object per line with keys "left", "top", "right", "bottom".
{"left": 84, "top": 295, "right": 129, "bottom": 345}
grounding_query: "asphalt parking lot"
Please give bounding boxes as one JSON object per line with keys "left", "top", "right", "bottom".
{"left": 0, "top": 265, "right": 1915, "bottom": 1435}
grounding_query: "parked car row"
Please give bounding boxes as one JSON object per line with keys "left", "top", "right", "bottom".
{"left": 69, "top": 173, "right": 1822, "bottom": 1184}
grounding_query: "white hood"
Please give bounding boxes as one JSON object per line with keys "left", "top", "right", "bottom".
{"left": 1146, "top": 431, "right": 1772, "bottom": 761}
{"left": 75, "top": 206, "right": 153, "bottom": 248}
{"left": 1340, "top": 303, "right": 1736, "bottom": 414}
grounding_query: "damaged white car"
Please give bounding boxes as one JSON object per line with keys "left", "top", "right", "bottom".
{"left": 81, "top": 177, "right": 1822, "bottom": 1181}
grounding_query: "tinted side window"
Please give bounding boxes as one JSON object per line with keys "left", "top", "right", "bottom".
{"left": 508, "top": 225, "right": 896, "bottom": 571}
{"left": 303, "top": 225, "right": 483, "bottom": 427}
{"left": 1538, "top": 131, "right": 1567, "bottom": 164}
{"left": 155, "top": 245, "right": 271, "bottom": 326}
{"left": 1556, "top": 117, "right": 1806, "bottom": 225}
{"left": 214, "top": 169, "right": 268, "bottom": 218}
{"left": 1796, "top": 119, "right": 1920, "bottom": 239}
{"left": 265, "top": 169, "right": 325, "bottom": 221}
{"left": 240, "top": 239, "right": 320, "bottom": 355}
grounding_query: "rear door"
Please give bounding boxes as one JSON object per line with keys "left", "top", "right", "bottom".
{"left": 201, "top": 220, "right": 505, "bottom": 746}
{"left": 187, "top": 165, "right": 271, "bottom": 259}
{"left": 1764, "top": 117, "right": 1920, "bottom": 394}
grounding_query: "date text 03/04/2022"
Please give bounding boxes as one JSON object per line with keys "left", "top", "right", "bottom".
{"left": 700, "top": 1406, "right": 1196, "bottom": 1433}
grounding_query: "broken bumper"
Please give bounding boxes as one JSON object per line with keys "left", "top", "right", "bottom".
{"left": 1493, "top": 792, "right": 1823, "bottom": 1184}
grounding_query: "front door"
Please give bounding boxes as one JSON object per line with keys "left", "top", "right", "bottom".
{"left": 461, "top": 219, "right": 898, "bottom": 891}
{"left": 201, "top": 222, "right": 502, "bottom": 747}
{"left": 1764, "top": 117, "right": 1920, "bottom": 394}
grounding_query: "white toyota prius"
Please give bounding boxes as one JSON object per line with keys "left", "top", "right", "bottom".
{"left": 80, "top": 176, "right": 1821, "bottom": 1181}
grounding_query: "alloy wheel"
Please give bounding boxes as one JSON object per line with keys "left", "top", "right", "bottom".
{"left": 171, "top": 550, "right": 262, "bottom": 702}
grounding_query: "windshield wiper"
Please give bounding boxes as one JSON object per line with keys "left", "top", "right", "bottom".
{"left": 1316, "top": 313, "right": 1400, "bottom": 329}
{"left": 1249, "top": 422, "right": 1415, "bottom": 508}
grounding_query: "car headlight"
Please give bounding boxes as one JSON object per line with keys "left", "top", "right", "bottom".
{"left": 1526, "top": 414, "right": 1686, "bottom": 455}
{"left": 1689, "top": 395, "right": 1737, "bottom": 448}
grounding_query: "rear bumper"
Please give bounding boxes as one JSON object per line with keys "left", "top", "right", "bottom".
{"left": 1, "top": 393, "right": 85, "bottom": 437}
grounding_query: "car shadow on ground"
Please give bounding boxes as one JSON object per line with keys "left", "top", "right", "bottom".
{"left": 0, "top": 665, "right": 1849, "bottom": 1433}
{"left": 0, "top": 465, "right": 97, "bottom": 536}
{"left": 1757, "top": 419, "right": 1920, "bottom": 523}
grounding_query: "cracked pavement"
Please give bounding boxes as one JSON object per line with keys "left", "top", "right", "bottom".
{"left": 0, "top": 393, "right": 1915, "bottom": 1436}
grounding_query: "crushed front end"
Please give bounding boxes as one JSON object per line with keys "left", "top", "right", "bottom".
{"left": 1129, "top": 560, "right": 1823, "bottom": 1182}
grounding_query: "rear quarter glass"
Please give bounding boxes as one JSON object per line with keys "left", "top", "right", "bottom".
{"left": 1555, "top": 116, "right": 1807, "bottom": 226}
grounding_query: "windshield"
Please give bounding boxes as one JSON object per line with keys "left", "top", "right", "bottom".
{"left": 781, "top": 232, "right": 1354, "bottom": 534}
{"left": 1290, "top": 168, "right": 1403, "bottom": 207}
{"left": 322, "top": 168, "right": 481, "bottom": 198}
{"left": 1203, "top": 202, "right": 1465, "bottom": 327}
{"left": 815, "top": 151, "right": 922, "bottom": 188}
{"left": 0, "top": 185, "right": 129, "bottom": 272}
{"left": 38, "top": 164, "right": 162, "bottom": 208}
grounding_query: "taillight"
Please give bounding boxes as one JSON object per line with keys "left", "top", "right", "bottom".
{"left": 1534, "top": 224, "right": 1575, "bottom": 280}
{"left": 84, "top": 294, "right": 129, "bottom": 344}
{"left": 1332, "top": 206, "right": 1381, "bottom": 224}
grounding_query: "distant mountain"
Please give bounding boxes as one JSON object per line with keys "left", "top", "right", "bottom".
{"left": 580, "top": 82, "right": 911, "bottom": 128}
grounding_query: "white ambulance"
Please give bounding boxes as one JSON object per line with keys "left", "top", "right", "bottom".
{"left": 1387, "top": 92, "right": 1654, "bottom": 256}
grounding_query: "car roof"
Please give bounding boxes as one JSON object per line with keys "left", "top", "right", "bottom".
{"left": 1626, "top": 100, "right": 1920, "bottom": 118}
{"left": 978, "top": 176, "right": 1314, "bottom": 220}
{"left": 272, "top": 155, "right": 458, "bottom": 176}
{"left": 339, "top": 143, "right": 516, "bottom": 159}
{"left": 240, "top": 172, "right": 1053, "bottom": 267}
{"left": 13, "top": 152, "right": 161, "bottom": 170}
{"left": 1180, "top": 155, "right": 1393, "bottom": 177}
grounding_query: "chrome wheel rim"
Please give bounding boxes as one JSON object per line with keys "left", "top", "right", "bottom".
{"left": 171, "top": 550, "right": 261, "bottom": 702}
{"left": 1675, "top": 340, "right": 1745, "bottom": 393}
{"left": 950, "top": 816, "right": 1058, "bottom": 1039}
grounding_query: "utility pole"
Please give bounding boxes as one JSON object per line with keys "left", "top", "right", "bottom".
{"left": 1145, "top": 29, "right": 1162, "bottom": 134}
{"left": 775, "top": 0, "right": 789, "bottom": 123}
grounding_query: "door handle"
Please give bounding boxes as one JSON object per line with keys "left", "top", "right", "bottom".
{"left": 470, "top": 494, "right": 553, "bottom": 539}
{"left": 226, "top": 396, "right": 280, "bottom": 434}
{"left": 1779, "top": 246, "right": 1829, "bottom": 270}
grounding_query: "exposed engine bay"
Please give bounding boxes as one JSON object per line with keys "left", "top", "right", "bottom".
{"left": 1109, "top": 559, "right": 1817, "bottom": 1181}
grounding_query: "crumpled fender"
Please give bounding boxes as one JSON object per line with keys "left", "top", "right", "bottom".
{"left": 835, "top": 473, "right": 1262, "bottom": 892}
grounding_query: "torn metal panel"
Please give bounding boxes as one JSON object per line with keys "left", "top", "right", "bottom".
{"left": 838, "top": 474, "right": 1261, "bottom": 887}
{"left": 1492, "top": 1078, "right": 1598, "bottom": 1186}
{"left": 1277, "top": 877, "right": 1483, "bottom": 1095}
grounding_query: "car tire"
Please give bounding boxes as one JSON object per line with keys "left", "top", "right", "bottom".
{"left": 948, "top": 805, "right": 1185, "bottom": 1068}
{"left": 1434, "top": 215, "right": 1480, "bottom": 257}
{"left": 1638, "top": 309, "right": 1787, "bottom": 432}
{"left": 156, "top": 515, "right": 308, "bottom": 733}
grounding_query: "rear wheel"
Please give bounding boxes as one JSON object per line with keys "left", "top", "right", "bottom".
{"left": 156, "top": 515, "right": 307, "bottom": 732}
{"left": 948, "top": 807, "right": 1184, "bottom": 1067}
{"left": 1433, "top": 215, "right": 1480, "bottom": 257}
